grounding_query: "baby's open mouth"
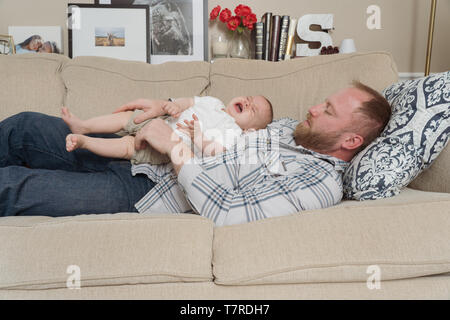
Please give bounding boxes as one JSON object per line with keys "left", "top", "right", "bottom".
{"left": 235, "top": 103, "right": 243, "bottom": 113}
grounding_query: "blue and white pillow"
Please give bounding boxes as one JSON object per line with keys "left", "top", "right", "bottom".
{"left": 343, "top": 71, "right": 450, "bottom": 200}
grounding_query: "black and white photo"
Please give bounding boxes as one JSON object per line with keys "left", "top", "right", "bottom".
{"left": 95, "top": 0, "right": 208, "bottom": 64}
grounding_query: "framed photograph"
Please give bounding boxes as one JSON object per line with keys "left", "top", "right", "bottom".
{"left": 8, "top": 26, "right": 62, "bottom": 54}
{"left": 0, "top": 34, "right": 15, "bottom": 55}
{"left": 94, "top": 0, "right": 208, "bottom": 64}
{"left": 68, "top": 4, "right": 150, "bottom": 63}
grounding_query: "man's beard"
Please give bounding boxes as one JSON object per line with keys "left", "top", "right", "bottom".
{"left": 294, "top": 123, "right": 342, "bottom": 154}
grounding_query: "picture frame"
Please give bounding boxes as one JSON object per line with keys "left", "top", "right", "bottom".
{"left": 9, "top": 26, "right": 63, "bottom": 54}
{"left": 0, "top": 34, "right": 15, "bottom": 55}
{"left": 68, "top": 4, "right": 150, "bottom": 63}
{"left": 94, "top": 0, "right": 208, "bottom": 64}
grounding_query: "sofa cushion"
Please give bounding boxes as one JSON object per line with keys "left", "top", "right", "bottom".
{"left": 0, "top": 213, "right": 213, "bottom": 290}
{"left": 0, "top": 53, "right": 69, "bottom": 120}
{"left": 1, "top": 275, "right": 449, "bottom": 300}
{"left": 343, "top": 71, "right": 450, "bottom": 200}
{"left": 212, "top": 200, "right": 450, "bottom": 285}
{"left": 208, "top": 51, "right": 398, "bottom": 120}
{"left": 336, "top": 187, "right": 450, "bottom": 208}
{"left": 61, "top": 56, "right": 210, "bottom": 119}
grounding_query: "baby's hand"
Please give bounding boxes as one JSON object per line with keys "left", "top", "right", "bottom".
{"left": 176, "top": 114, "right": 202, "bottom": 144}
{"left": 163, "top": 102, "right": 183, "bottom": 118}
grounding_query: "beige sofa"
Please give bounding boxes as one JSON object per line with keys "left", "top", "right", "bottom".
{"left": 0, "top": 52, "right": 449, "bottom": 299}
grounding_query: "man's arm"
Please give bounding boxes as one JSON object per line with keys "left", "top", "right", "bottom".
{"left": 176, "top": 160, "right": 343, "bottom": 226}
{"left": 135, "top": 119, "right": 342, "bottom": 226}
{"left": 113, "top": 97, "right": 195, "bottom": 123}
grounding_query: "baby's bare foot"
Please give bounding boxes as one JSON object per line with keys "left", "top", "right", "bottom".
{"left": 66, "top": 134, "right": 86, "bottom": 152}
{"left": 61, "top": 107, "right": 88, "bottom": 134}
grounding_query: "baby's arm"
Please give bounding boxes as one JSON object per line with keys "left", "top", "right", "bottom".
{"left": 163, "top": 97, "right": 195, "bottom": 118}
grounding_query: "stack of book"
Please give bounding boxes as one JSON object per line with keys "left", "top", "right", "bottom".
{"left": 254, "top": 13, "right": 297, "bottom": 61}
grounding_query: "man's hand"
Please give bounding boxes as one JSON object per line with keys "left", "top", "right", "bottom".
{"left": 134, "top": 118, "right": 176, "bottom": 153}
{"left": 134, "top": 119, "right": 193, "bottom": 173}
{"left": 113, "top": 98, "right": 167, "bottom": 124}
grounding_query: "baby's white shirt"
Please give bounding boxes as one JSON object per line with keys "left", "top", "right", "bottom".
{"left": 166, "top": 96, "right": 243, "bottom": 150}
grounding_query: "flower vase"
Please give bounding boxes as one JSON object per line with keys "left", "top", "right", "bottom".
{"left": 229, "top": 31, "right": 250, "bottom": 59}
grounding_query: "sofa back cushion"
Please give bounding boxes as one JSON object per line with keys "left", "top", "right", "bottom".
{"left": 208, "top": 52, "right": 398, "bottom": 121}
{"left": 0, "top": 53, "right": 68, "bottom": 120}
{"left": 61, "top": 56, "right": 210, "bottom": 119}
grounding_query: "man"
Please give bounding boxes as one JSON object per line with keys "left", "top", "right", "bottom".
{"left": 0, "top": 82, "right": 390, "bottom": 225}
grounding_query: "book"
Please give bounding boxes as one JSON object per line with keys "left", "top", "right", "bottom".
{"left": 254, "top": 22, "right": 264, "bottom": 60}
{"left": 261, "top": 12, "right": 272, "bottom": 60}
{"left": 278, "top": 15, "right": 290, "bottom": 61}
{"left": 284, "top": 18, "right": 297, "bottom": 60}
{"left": 269, "top": 15, "right": 281, "bottom": 61}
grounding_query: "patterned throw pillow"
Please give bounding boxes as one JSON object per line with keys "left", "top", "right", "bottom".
{"left": 343, "top": 71, "right": 450, "bottom": 200}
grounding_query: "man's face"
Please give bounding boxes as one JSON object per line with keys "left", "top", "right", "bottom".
{"left": 295, "top": 87, "right": 372, "bottom": 153}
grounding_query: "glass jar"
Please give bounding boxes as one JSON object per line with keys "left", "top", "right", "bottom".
{"left": 211, "top": 34, "right": 229, "bottom": 59}
{"left": 228, "top": 31, "right": 250, "bottom": 59}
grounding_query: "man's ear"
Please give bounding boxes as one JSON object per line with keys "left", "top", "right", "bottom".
{"left": 342, "top": 133, "right": 364, "bottom": 150}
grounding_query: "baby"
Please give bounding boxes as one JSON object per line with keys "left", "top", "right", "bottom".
{"left": 62, "top": 95, "right": 273, "bottom": 164}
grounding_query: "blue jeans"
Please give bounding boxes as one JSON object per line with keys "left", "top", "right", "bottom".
{"left": 0, "top": 112, "right": 155, "bottom": 216}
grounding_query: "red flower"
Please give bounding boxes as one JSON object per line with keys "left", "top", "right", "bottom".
{"left": 227, "top": 16, "right": 241, "bottom": 31}
{"left": 210, "top": 5, "right": 221, "bottom": 20}
{"left": 219, "top": 8, "right": 232, "bottom": 23}
{"left": 212, "top": 4, "right": 254, "bottom": 32}
{"left": 234, "top": 4, "right": 252, "bottom": 17}
{"left": 242, "top": 13, "right": 257, "bottom": 29}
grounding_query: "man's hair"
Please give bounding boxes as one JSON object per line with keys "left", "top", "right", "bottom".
{"left": 351, "top": 80, "right": 391, "bottom": 152}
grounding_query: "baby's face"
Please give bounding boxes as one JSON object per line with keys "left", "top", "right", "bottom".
{"left": 38, "top": 42, "right": 52, "bottom": 53}
{"left": 225, "top": 95, "right": 272, "bottom": 130}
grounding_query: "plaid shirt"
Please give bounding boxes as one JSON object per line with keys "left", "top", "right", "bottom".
{"left": 131, "top": 118, "right": 349, "bottom": 226}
